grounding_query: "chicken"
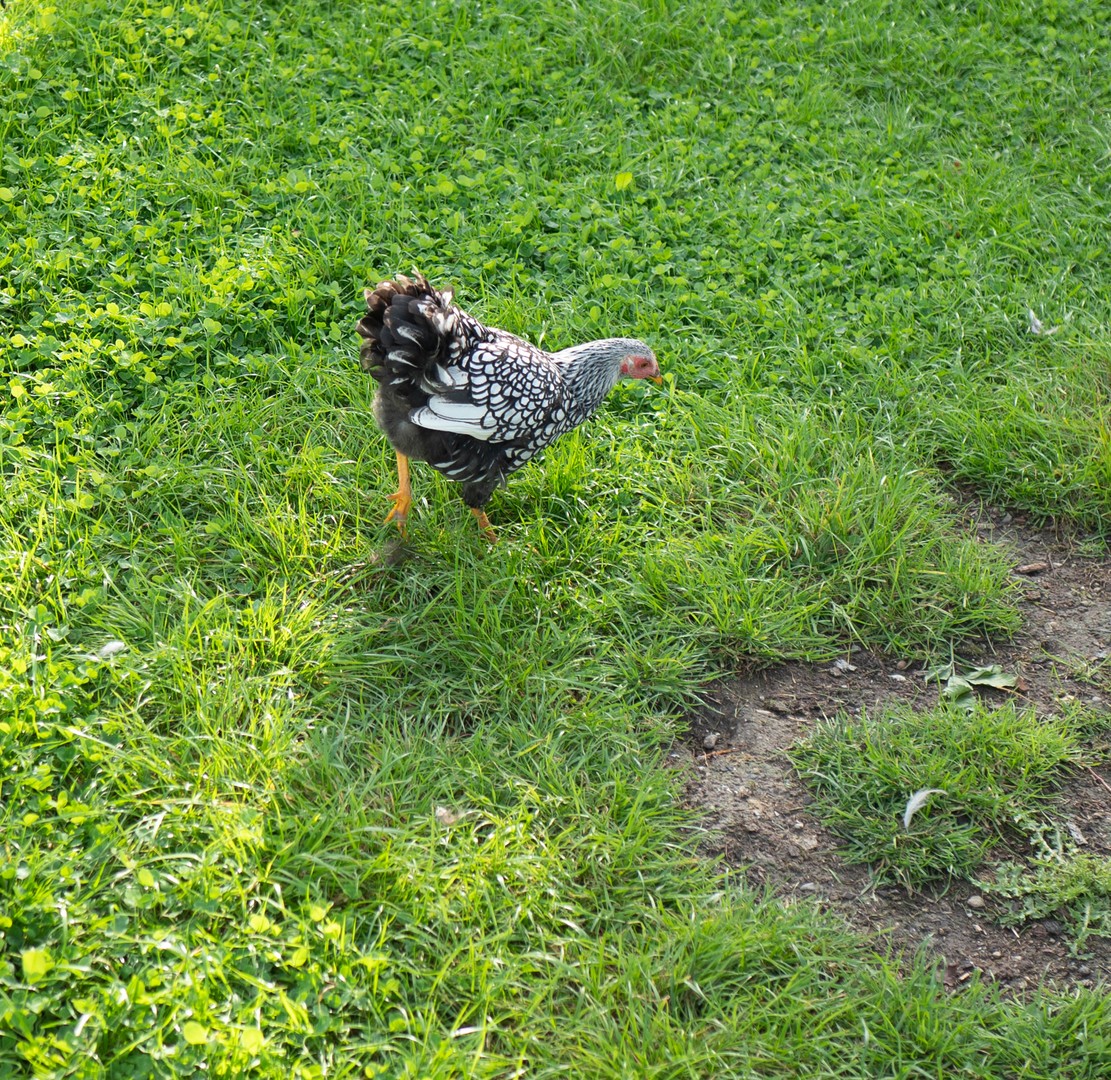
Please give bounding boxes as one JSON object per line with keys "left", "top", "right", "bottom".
{"left": 356, "top": 274, "right": 661, "bottom": 540}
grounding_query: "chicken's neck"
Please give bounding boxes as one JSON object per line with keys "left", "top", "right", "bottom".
{"left": 551, "top": 341, "right": 625, "bottom": 412}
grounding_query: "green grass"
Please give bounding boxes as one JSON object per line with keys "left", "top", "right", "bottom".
{"left": 790, "top": 699, "right": 1111, "bottom": 953}
{"left": 789, "top": 701, "right": 1096, "bottom": 890}
{"left": 2, "top": 0, "right": 1110, "bottom": 1075}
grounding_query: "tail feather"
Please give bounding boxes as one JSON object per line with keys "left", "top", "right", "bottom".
{"left": 357, "top": 274, "right": 456, "bottom": 399}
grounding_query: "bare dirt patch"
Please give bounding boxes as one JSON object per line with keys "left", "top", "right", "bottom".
{"left": 678, "top": 505, "right": 1110, "bottom": 993}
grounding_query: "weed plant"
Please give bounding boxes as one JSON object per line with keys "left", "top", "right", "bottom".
{"left": 986, "top": 817, "right": 1111, "bottom": 955}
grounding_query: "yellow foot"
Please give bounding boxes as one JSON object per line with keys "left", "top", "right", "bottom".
{"left": 385, "top": 452, "right": 413, "bottom": 536}
{"left": 471, "top": 508, "right": 497, "bottom": 543}
{"left": 385, "top": 492, "right": 412, "bottom": 535}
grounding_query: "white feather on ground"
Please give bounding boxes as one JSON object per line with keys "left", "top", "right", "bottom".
{"left": 903, "top": 788, "right": 947, "bottom": 829}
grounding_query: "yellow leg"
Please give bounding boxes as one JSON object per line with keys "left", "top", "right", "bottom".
{"left": 385, "top": 452, "right": 412, "bottom": 535}
{"left": 471, "top": 508, "right": 497, "bottom": 543}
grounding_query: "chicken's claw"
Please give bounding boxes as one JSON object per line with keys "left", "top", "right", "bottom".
{"left": 385, "top": 492, "right": 412, "bottom": 535}
{"left": 471, "top": 508, "right": 497, "bottom": 543}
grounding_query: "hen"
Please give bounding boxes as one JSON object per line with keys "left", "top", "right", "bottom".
{"left": 356, "top": 274, "right": 661, "bottom": 540}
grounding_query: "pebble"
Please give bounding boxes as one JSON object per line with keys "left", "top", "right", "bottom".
{"left": 702, "top": 732, "right": 719, "bottom": 751}
{"left": 889, "top": 673, "right": 907, "bottom": 682}
{"left": 966, "top": 894, "right": 985, "bottom": 909}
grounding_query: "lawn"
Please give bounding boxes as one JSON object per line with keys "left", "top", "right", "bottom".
{"left": 1, "top": 0, "right": 1110, "bottom": 1075}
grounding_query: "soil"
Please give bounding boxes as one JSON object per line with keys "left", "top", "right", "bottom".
{"left": 677, "top": 503, "right": 1111, "bottom": 994}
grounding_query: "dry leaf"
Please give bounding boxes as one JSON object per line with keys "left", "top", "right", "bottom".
{"left": 963, "top": 666, "right": 1018, "bottom": 689}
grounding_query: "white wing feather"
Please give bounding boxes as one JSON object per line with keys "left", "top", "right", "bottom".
{"left": 410, "top": 399, "right": 497, "bottom": 440}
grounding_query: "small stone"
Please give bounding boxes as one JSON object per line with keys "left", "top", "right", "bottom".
{"left": 896, "top": 659, "right": 909, "bottom": 671}
{"left": 1066, "top": 821, "right": 1087, "bottom": 845}
{"left": 991, "top": 950, "right": 1002, "bottom": 958}
{"left": 966, "top": 894, "right": 985, "bottom": 909}
{"left": 889, "top": 673, "right": 907, "bottom": 682}
{"left": 702, "top": 732, "right": 719, "bottom": 751}
{"left": 832, "top": 658, "right": 857, "bottom": 673}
